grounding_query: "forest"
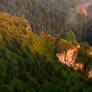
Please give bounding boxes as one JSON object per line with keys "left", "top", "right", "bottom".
{"left": 0, "top": 12, "right": 92, "bottom": 92}
{"left": 0, "top": 0, "right": 92, "bottom": 44}
{"left": 0, "top": 0, "right": 92, "bottom": 92}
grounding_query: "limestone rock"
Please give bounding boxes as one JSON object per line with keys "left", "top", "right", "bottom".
{"left": 56, "top": 45, "right": 84, "bottom": 70}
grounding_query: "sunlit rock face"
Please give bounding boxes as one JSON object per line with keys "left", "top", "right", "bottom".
{"left": 40, "top": 31, "right": 52, "bottom": 37}
{"left": 76, "top": 5, "right": 88, "bottom": 16}
{"left": 88, "top": 69, "right": 92, "bottom": 78}
{"left": 56, "top": 45, "right": 84, "bottom": 71}
{"left": 76, "top": 3, "right": 92, "bottom": 16}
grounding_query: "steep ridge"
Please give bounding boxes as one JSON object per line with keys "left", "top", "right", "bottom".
{"left": 0, "top": 12, "right": 92, "bottom": 78}
{"left": 0, "top": 13, "right": 92, "bottom": 92}
{"left": 0, "top": 12, "right": 78, "bottom": 61}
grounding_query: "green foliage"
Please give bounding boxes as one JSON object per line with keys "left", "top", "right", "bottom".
{"left": 0, "top": 13, "right": 92, "bottom": 92}
{"left": 64, "top": 30, "right": 76, "bottom": 42}
{"left": 76, "top": 43, "right": 92, "bottom": 70}
{"left": 39, "top": 84, "right": 62, "bottom": 92}
{"left": 0, "top": 0, "right": 92, "bottom": 45}
{"left": 44, "top": 29, "right": 55, "bottom": 36}
{"left": 57, "top": 39, "right": 74, "bottom": 52}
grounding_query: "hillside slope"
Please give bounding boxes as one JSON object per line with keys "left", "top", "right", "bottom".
{"left": 0, "top": 13, "right": 92, "bottom": 92}
{"left": 0, "top": 0, "right": 92, "bottom": 45}
{"left": 0, "top": 12, "right": 77, "bottom": 61}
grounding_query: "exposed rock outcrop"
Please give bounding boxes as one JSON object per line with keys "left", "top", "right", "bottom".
{"left": 56, "top": 44, "right": 92, "bottom": 78}
{"left": 88, "top": 69, "right": 92, "bottom": 78}
{"left": 56, "top": 45, "right": 84, "bottom": 71}
{"left": 40, "top": 31, "right": 52, "bottom": 37}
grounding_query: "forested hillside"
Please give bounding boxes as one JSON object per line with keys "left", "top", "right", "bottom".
{"left": 0, "top": 0, "right": 66, "bottom": 34}
{"left": 0, "top": 12, "right": 92, "bottom": 92}
{"left": 0, "top": 0, "right": 92, "bottom": 45}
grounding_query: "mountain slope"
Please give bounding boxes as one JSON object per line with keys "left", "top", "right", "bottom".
{"left": 0, "top": 0, "right": 92, "bottom": 45}
{"left": 0, "top": 0, "right": 66, "bottom": 34}
{"left": 0, "top": 12, "right": 77, "bottom": 61}
{"left": 0, "top": 13, "right": 92, "bottom": 92}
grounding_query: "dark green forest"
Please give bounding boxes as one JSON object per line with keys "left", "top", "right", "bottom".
{"left": 0, "top": 12, "right": 92, "bottom": 92}
{"left": 0, "top": 0, "right": 92, "bottom": 44}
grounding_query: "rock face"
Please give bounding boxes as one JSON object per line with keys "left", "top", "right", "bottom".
{"left": 56, "top": 44, "right": 92, "bottom": 78}
{"left": 88, "top": 69, "right": 92, "bottom": 78}
{"left": 40, "top": 31, "right": 52, "bottom": 37}
{"left": 56, "top": 45, "right": 84, "bottom": 70}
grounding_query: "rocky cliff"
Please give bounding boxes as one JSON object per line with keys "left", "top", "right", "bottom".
{"left": 56, "top": 44, "right": 84, "bottom": 70}
{"left": 56, "top": 44, "right": 92, "bottom": 78}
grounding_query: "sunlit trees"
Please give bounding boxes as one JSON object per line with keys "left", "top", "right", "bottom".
{"left": 64, "top": 30, "right": 76, "bottom": 42}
